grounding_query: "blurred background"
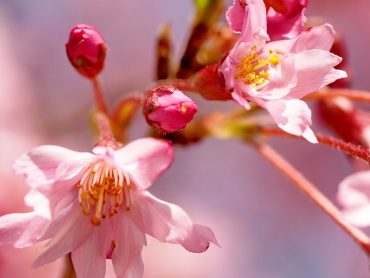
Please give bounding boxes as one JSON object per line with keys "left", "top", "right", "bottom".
{"left": 0, "top": 0, "right": 369, "bottom": 277}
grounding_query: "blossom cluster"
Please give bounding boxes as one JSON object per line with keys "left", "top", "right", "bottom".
{"left": 1, "top": 0, "right": 369, "bottom": 278}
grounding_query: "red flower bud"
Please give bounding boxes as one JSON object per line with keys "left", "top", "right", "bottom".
{"left": 192, "top": 63, "right": 232, "bottom": 101}
{"left": 319, "top": 97, "right": 370, "bottom": 147}
{"left": 144, "top": 86, "right": 198, "bottom": 133}
{"left": 66, "top": 24, "right": 107, "bottom": 78}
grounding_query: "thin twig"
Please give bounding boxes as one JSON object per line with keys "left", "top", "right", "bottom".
{"left": 260, "top": 127, "right": 370, "bottom": 164}
{"left": 306, "top": 89, "right": 370, "bottom": 103}
{"left": 252, "top": 141, "right": 370, "bottom": 255}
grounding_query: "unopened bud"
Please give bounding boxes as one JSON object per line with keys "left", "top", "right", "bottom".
{"left": 192, "top": 63, "right": 232, "bottom": 101}
{"left": 66, "top": 24, "right": 107, "bottom": 78}
{"left": 319, "top": 97, "right": 370, "bottom": 147}
{"left": 144, "top": 86, "right": 198, "bottom": 133}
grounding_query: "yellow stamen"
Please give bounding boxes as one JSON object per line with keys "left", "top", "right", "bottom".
{"left": 235, "top": 46, "right": 281, "bottom": 89}
{"left": 77, "top": 161, "right": 133, "bottom": 225}
{"left": 269, "top": 55, "right": 280, "bottom": 65}
{"left": 181, "top": 103, "right": 187, "bottom": 113}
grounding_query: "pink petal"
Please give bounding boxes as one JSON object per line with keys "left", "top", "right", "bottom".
{"left": 226, "top": 0, "right": 245, "bottom": 33}
{"left": 182, "top": 224, "right": 220, "bottom": 253}
{"left": 135, "top": 191, "right": 219, "bottom": 253}
{"left": 0, "top": 212, "right": 48, "bottom": 248}
{"left": 24, "top": 175, "right": 80, "bottom": 219}
{"left": 340, "top": 204, "right": 370, "bottom": 228}
{"left": 72, "top": 221, "right": 111, "bottom": 278}
{"left": 257, "top": 54, "right": 297, "bottom": 100}
{"left": 337, "top": 171, "right": 370, "bottom": 227}
{"left": 267, "top": 0, "right": 307, "bottom": 40}
{"left": 289, "top": 49, "right": 347, "bottom": 99}
{"left": 266, "top": 24, "right": 336, "bottom": 54}
{"left": 39, "top": 202, "right": 78, "bottom": 241}
{"left": 114, "top": 138, "right": 174, "bottom": 190}
{"left": 292, "top": 24, "right": 336, "bottom": 52}
{"left": 231, "top": 91, "right": 251, "bottom": 110}
{"left": 24, "top": 190, "right": 51, "bottom": 219}
{"left": 264, "top": 99, "right": 318, "bottom": 143}
{"left": 111, "top": 211, "right": 146, "bottom": 278}
{"left": 222, "top": 41, "right": 254, "bottom": 90}
{"left": 14, "top": 145, "right": 94, "bottom": 188}
{"left": 240, "top": 0, "right": 269, "bottom": 42}
{"left": 33, "top": 209, "right": 93, "bottom": 267}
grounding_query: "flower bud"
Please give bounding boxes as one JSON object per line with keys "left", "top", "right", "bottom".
{"left": 319, "top": 97, "right": 370, "bottom": 147}
{"left": 66, "top": 24, "right": 107, "bottom": 78}
{"left": 192, "top": 63, "right": 232, "bottom": 101}
{"left": 144, "top": 86, "right": 198, "bottom": 133}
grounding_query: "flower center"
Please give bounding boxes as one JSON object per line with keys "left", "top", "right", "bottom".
{"left": 234, "top": 46, "right": 280, "bottom": 89}
{"left": 77, "top": 161, "right": 133, "bottom": 225}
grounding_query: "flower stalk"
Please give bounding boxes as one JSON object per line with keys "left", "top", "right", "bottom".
{"left": 94, "top": 112, "right": 121, "bottom": 149}
{"left": 92, "top": 77, "right": 109, "bottom": 114}
{"left": 64, "top": 254, "right": 76, "bottom": 278}
{"left": 260, "top": 127, "right": 370, "bottom": 164}
{"left": 306, "top": 89, "right": 370, "bottom": 103}
{"left": 252, "top": 140, "right": 370, "bottom": 255}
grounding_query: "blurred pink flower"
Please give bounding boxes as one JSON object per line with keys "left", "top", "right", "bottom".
{"left": 319, "top": 97, "right": 370, "bottom": 148}
{"left": 144, "top": 86, "right": 198, "bottom": 133}
{"left": 0, "top": 15, "right": 66, "bottom": 277}
{"left": 0, "top": 138, "right": 217, "bottom": 278}
{"left": 220, "top": 0, "right": 346, "bottom": 143}
{"left": 337, "top": 171, "right": 370, "bottom": 228}
{"left": 0, "top": 124, "right": 66, "bottom": 276}
{"left": 226, "top": 0, "right": 308, "bottom": 40}
{"left": 66, "top": 24, "right": 107, "bottom": 79}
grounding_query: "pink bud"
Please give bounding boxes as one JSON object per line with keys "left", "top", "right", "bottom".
{"left": 66, "top": 24, "right": 107, "bottom": 78}
{"left": 144, "top": 86, "right": 198, "bottom": 133}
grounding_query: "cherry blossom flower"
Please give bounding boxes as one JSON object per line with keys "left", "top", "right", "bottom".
{"left": 220, "top": 0, "right": 347, "bottom": 143}
{"left": 0, "top": 138, "right": 218, "bottom": 278}
{"left": 226, "top": 0, "right": 308, "bottom": 40}
{"left": 144, "top": 86, "right": 198, "bottom": 133}
{"left": 337, "top": 171, "right": 370, "bottom": 228}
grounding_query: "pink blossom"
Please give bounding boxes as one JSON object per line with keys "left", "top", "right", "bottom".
{"left": 0, "top": 138, "right": 217, "bottom": 278}
{"left": 226, "top": 0, "right": 308, "bottom": 40}
{"left": 66, "top": 24, "right": 107, "bottom": 78}
{"left": 144, "top": 86, "right": 198, "bottom": 133}
{"left": 220, "top": 0, "right": 347, "bottom": 143}
{"left": 337, "top": 171, "right": 370, "bottom": 228}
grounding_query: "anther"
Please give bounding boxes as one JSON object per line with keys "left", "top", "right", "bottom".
{"left": 78, "top": 161, "right": 132, "bottom": 224}
{"left": 269, "top": 55, "right": 280, "bottom": 65}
